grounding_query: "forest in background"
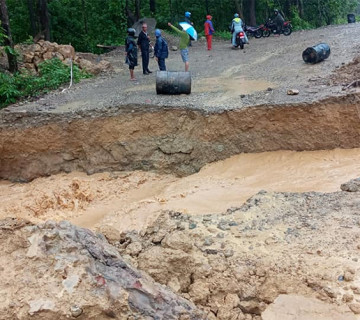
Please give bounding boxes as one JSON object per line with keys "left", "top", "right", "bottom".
{"left": 2, "top": 0, "right": 360, "bottom": 53}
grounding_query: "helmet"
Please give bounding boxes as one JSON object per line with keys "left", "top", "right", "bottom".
{"left": 206, "top": 15, "right": 212, "bottom": 20}
{"left": 155, "top": 29, "right": 161, "bottom": 37}
{"left": 127, "top": 28, "right": 136, "bottom": 36}
{"left": 234, "top": 13, "right": 239, "bottom": 18}
{"left": 274, "top": 9, "right": 279, "bottom": 14}
{"left": 185, "top": 11, "right": 191, "bottom": 18}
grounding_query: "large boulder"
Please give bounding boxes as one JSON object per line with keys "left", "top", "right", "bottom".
{"left": 0, "top": 218, "right": 205, "bottom": 320}
{"left": 56, "top": 44, "right": 76, "bottom": 60}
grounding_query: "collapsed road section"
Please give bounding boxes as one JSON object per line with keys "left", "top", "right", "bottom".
{"left": 1, "top": 93, "right": 360, "bottom": 181}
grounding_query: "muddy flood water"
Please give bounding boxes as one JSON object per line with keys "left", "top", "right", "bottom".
{"left": 1, "top": 148, "right": 360, "bottom": 232}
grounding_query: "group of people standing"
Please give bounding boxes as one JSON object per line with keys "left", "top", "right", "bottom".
{"left": 125, "top": 10, "right": 283, "bottom": 80}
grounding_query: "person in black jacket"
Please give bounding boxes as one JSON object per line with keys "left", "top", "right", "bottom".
{"left": 154, "top": 29, "right": 168, "bottom": 71}
{"left": 272, "top": 9, "right": 285, "bottom": 35}
{"left": 137, "top": 23, "right": 152, "bottom": 75}
{"left": 125, "top": 28, "right": 138, "bottom": 81}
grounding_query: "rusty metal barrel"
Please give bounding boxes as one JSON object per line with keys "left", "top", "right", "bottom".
{"left": 156, "top": 71, "right": 191, "bottom": 94}
{"left": 302, "top": 43, "right": 331, "bottom": 64}
{"left": 347, "top": 14, "right": 356, "bottom": 23}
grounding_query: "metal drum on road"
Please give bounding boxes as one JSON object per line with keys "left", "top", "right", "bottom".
{"left": 347, "top": 14, "right": 356, "bottom": 23}
{"left": 302, "top": 43, "right": 331, "bottom": 64}
{"left": 156, "top": 71, "right": 191, "bottom": 95}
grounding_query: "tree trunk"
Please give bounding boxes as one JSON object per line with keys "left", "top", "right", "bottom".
{"left": 39, "top": 0, "right": 50, "bottom": 41}
{"left": 27, "top": 0, "right": 37, "bottom": 37}
{"left": 81, "top": 0, "right": 88, "bottom": 34}
{"left": 150, "top": 0, "right": 155, "bottom": 13}
{"left": 135, "top": 0, "right": 141, "bottom": 20}
{"left": 234, "top": 0, "right": 243, "bottom": 18}
{"left": 0, "top": 0, "right": 18, "bottom": 72}
{"left": 248, "top": 0, "right": 256, "bottom": 25}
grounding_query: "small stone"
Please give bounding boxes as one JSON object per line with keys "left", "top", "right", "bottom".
{"left": 323, "top": 286, "right": 337, "bottom": 298}
{"left": 203, "top": 237, "right": 213, "bottom": 246}
{"left": 70, "top": 305, "right": 83, "bottom": 317}
{"left": 205, "top": 249, "right": 217, "bottom": 255}
{"left": 171, "top": 46, "right": 178, "bottom": 51}
{"left": 228, "top": 221, "right": 238, "bottom": 226}
{"left": 349, "top": 303, "right": 360, "bottom": 314}
{"left": 189, "top": 223, "right": 197, "bottom": 230}
{"left": 224, "top": 250, "right": 234, "bottom": 258}
{"left": 287, "top": 89, "right": 299, "bottom": 95}
{"left": 343, "top": 293, "right": 354, "bottom": 302}
{"left": 217, "top": 223, "right": 230, "bottom": 231}
{"left": 344, "top": 271, "right": 355, "bottom": 282}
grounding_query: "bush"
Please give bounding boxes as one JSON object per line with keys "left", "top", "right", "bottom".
{"left": 0, "top": 58, "right": 91, "bottom": 108}
{"left": 290, "top": 6, "right": 314, "bottom": 30}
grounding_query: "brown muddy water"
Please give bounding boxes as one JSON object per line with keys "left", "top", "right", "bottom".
{"left": 1, "top": 148, "right": 359, "bottom": 232}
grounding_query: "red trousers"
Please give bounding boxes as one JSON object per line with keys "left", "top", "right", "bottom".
{"left": 206, "top": 35, "right": 212, "bottom": 50}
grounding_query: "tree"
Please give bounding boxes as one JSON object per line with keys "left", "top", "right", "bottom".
{"left": 150, "top": 0, "right": 155, "bottom": 13}
{"left": 248, "top": 0, "right": 256, "bottom": 25}
{"left": 27, "top": 0, "right": 36, "bottom": 37}
{"left": 39, "top": 0, "right": 50, "bottom": 40}
{"left": 0, "top": 0, "right": 17, "bottom": 72}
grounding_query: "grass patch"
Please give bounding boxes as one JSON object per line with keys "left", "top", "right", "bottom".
{"left": 0, "top": 58, "right": 91, "bottom": 108}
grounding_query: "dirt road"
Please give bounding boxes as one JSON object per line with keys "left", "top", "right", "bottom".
{"left": 3, "top": 23, "right": 360, "bottom": 114}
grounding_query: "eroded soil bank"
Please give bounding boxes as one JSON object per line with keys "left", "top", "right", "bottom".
{"left": 1, "top": 93, "right": 360, "bottom": 181}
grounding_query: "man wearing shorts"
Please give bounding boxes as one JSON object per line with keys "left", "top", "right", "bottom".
{"left": 168, "top": 22, "right": 190, "bottom": 71}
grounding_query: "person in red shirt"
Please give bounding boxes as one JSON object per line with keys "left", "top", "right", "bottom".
{"left": 204, "top": 15, "right": 215, "bottom": 50}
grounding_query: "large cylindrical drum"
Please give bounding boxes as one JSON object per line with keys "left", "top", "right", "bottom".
{"left": 302, "top": 43, "right": 331, "bottom": 64}
{"left": 347, "top": 14, "right": 356, "bottom": 23}
{"left": 156, "top": 71, "right": 191, "bottom": 94}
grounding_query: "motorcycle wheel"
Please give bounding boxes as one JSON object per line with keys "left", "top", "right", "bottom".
{"left": 254, "top": 30, "right": 263, "bottom": 38}
{"left": 283, "top": 27, "right": 292, "bottom": 36}
{"left": 240, "top": 41, "right": 244, "bottom": 49}
{"left": 263, "top": 30, "right": 270, "bottom": 37}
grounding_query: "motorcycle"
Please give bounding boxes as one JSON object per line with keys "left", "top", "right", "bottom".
{"left": 244, "top": 24, "right": 264, "bottom": 38}
{"left": 234, "top": 31, "right": 246, "bottom": 49}
{"left": 261, "top": 19, "right": 292, "bottom": 37}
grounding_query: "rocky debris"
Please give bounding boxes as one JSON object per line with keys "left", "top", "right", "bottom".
{"left": 15, "top": 40, "right": 113, "bottom": 75}
{"left": 0, "top": 220, "right": 205, "bottom": 320}
{"left": 262, "top": 295, "right": 357, "bottom": 320}
{"left": 341, "top": 177, "right": 360, "bottom": 192}
{"left": 331, "top": 55, "right": 360, "bottom": 86}
{"left": 103, "top": 183, "right": 360, "bottom": 319}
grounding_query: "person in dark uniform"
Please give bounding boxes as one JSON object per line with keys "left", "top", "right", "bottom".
{"left": 272, "top": 9, "right": 285, "bottom": 35}
{"left": 137, "top": 23, "right": 152, "bottom": 75}
{"left": 125, "top": 28, "right": 138, "bottom": 81}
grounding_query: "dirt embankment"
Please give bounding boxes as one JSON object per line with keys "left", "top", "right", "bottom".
{"left": 1, "top": 93, "right": 360, "bottom": 181}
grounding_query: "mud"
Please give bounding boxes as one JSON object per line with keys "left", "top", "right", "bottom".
{"left": 1, "top": 23, "right": 360, "bottom": 320}
{"left": 1, "top": 93, "right": 360, "bottom": 182}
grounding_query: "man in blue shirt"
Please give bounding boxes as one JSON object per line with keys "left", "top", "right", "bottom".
{"left": 154, "top": 29, "right": 169, "bottom": 71}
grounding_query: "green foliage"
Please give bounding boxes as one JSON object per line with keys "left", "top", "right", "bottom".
{"left": 3, "top": 0, "right": 360, "bottom": 54}
{"left": 0, "top": 58, "right": 91, "bottom": 108}
{"left": 289, "top": 6, "right": 313, "bottom": 30}
{"left": 213, "top": 30, "right": 232, "bottom": 40}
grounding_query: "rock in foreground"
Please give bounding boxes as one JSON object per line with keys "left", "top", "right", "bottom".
{"left": 0, "top": 218, "right": 205, "bottom": 320}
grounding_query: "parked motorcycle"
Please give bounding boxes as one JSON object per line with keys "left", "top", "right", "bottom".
{"left": 261, "top": 19, "right": 292, "bottom": 37}
{"left": 234, "top": 31, "right": 246, "bottom": 49}
{"left": 244, "top": 24, "right": 264, "bottom": 38}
